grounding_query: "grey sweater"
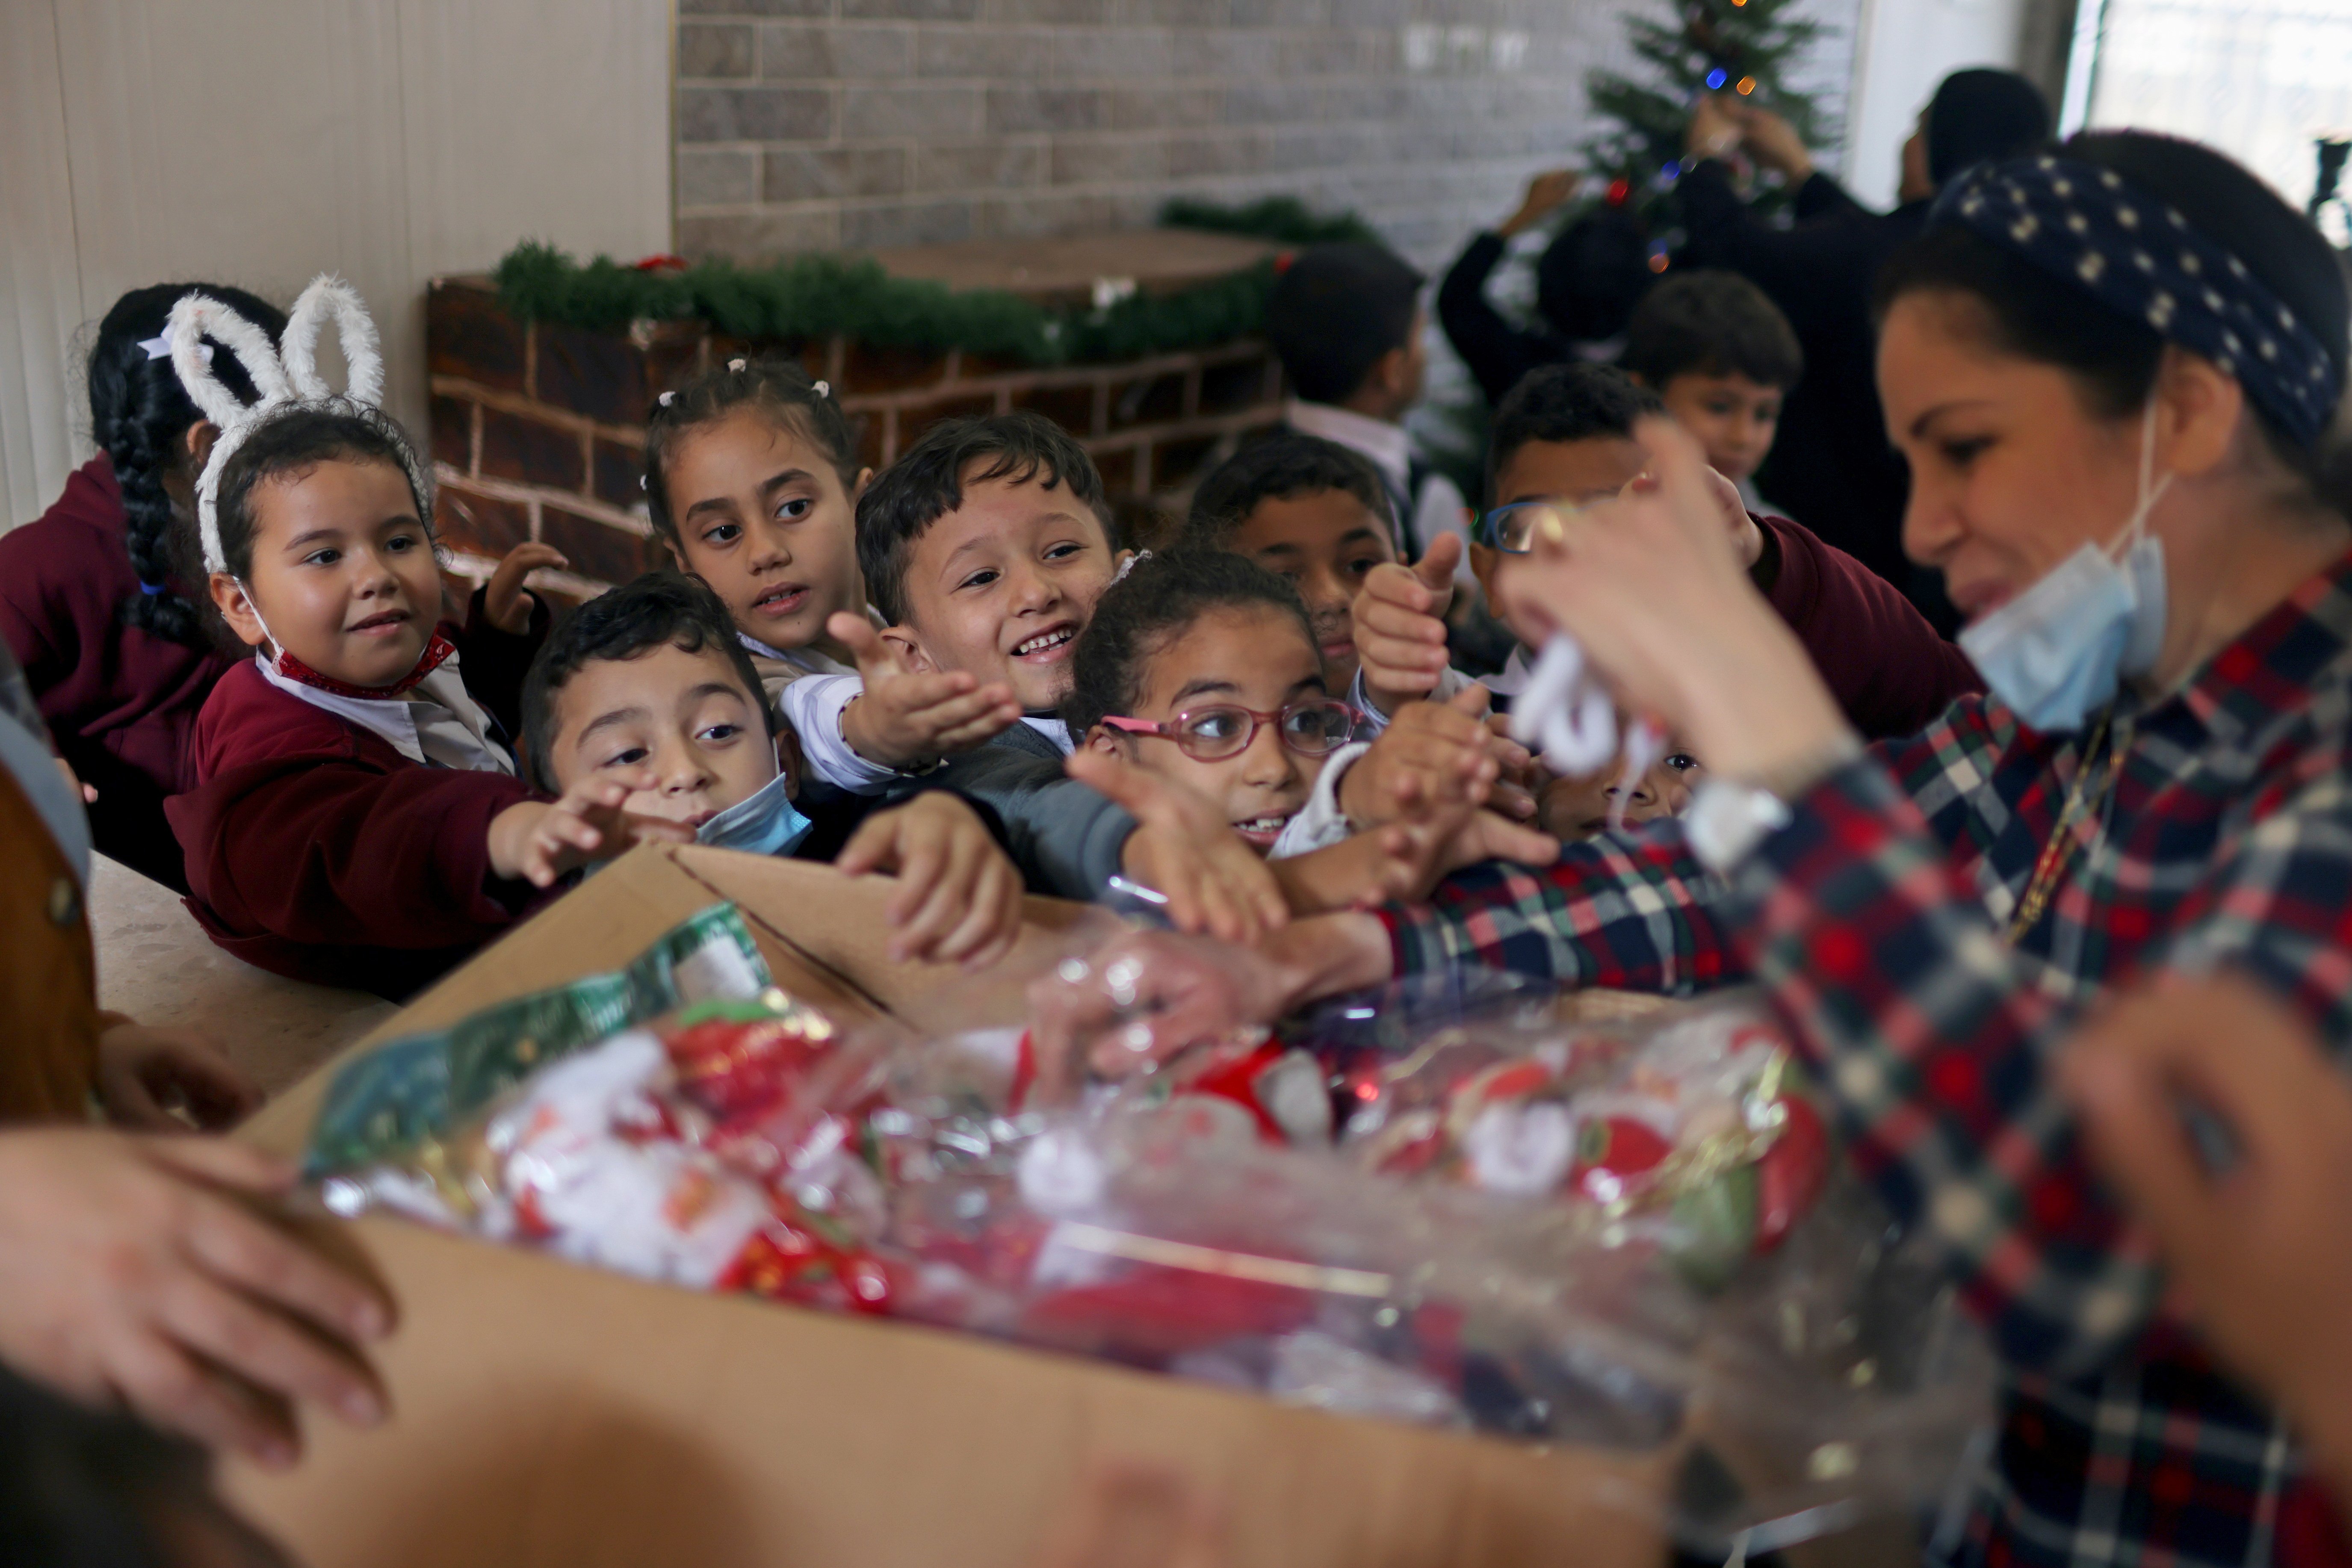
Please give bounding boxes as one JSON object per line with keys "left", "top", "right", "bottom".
{"left": 881, "top": 721, "right": 1137, "bottom": 901}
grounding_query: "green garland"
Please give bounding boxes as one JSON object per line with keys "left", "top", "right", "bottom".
{"left": 490, "top": 197, "right": 1377, "bottom": 366}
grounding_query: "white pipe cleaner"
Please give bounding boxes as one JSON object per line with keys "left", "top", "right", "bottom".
{"left": 1509, "top": 635, "right": 1619, "bottom": 776}
{"left": 168, "top": 275, "right": 427, "bottom": 577}
{"left": 1509, "top": 634, "right": 1669, "bottom": 834}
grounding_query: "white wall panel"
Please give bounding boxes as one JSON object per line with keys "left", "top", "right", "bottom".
{"left": 0, "top": 0, "right": 671, "bottom": 529}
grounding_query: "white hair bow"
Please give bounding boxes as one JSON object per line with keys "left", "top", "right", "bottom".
{"left": 166, "top": 275, "right": 428, "bottom": 576}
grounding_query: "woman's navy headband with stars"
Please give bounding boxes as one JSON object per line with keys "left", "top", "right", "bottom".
{"left": 1931, "top": 154, "right": 2341, "bottom": 448}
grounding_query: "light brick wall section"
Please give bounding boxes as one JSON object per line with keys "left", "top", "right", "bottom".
{"left": 424, "top": 276, "right": 1284, "bottom": 596}
{"left": 675, "top": 0, "right": 1865, "bottom": 270}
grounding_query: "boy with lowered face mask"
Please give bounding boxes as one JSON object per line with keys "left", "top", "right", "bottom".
{"left": 856, "top": 413, "right": 1288, "bottom": 941}
{"left": 522, "top": 573, "right": 1025, "bottom": 967}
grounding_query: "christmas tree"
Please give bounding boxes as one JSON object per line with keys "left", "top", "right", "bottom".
{"left": 1583, "top": 0, "right": 1836, "bottom": 265}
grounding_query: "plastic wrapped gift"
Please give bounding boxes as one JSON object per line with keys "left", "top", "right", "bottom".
{"left": 309, "top": 918, "right": 1991, "bottom": 1550}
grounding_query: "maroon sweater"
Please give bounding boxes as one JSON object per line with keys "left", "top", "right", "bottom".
{"left": 1755, "top": 512, "right": 1981, "bottom": 740}
{"left": 164, "top": 599, "right": 549, "bottom": 1000}
{"left": 0, "top": 457, "right": 230, "bottom": 889}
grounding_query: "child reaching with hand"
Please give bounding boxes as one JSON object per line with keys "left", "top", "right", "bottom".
{"left": 163, "top": 281, "right": 690, "bottom": 999}
{"left": 854, "top": 413, "right": 1289, "bottom": 942}
{"left": 643, "top": 357, "right": 1021, "bottom": 795}
{"left": 1063, "top": 549, "right": 1553, "bottom": 912}
{"left": 1352, "top": 363, "right": 1978, "bottom": 742}
{"left": 520, "top": 572, "right": 1024, "bottom": 968}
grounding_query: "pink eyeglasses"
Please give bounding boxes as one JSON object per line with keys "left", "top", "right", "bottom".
{"left": 1101, "top": 700, "right": 1358, "bottom": 762}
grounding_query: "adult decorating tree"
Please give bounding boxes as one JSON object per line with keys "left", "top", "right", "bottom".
{"left": 1434, "top": 0, "right": 1832, "bottom": 408}
{"left": 1585, "top": 0, "right": 1835, "bottom": 245}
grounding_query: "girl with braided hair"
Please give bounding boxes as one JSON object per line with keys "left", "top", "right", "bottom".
{"left": 0, "top": 283, "right": 287, "bottom": 891}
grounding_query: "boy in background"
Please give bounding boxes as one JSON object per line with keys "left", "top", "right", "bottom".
{"left": 1620, "top": 270, "right": 1803, "bottom": 518}
{"left": 1262, "top": 244, "right": 1471, "bottom": 579}
{"left": 1183, "top": 435, "right": 1398, "bottom": 695}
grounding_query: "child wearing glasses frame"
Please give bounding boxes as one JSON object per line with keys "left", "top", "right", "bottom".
{"left": 1063, "top": 550, "right": 1554, "bottom": 908}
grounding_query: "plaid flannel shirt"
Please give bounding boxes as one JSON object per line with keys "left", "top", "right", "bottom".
{"left": 1378, "top": 552, "right": 2352, "bottom": 1567}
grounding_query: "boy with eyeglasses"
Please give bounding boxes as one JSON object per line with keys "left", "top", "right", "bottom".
{"left": 1353, "top": 363, "right": 1978, "bottom": 741}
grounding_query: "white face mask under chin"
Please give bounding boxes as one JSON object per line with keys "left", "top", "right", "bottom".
{"left": 1955, "top": 401, "right": 2174, "bottom": 733}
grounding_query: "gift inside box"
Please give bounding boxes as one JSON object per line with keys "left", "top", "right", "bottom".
{"left": 229, "top": 845, "right": 1677, "bottom": 1568}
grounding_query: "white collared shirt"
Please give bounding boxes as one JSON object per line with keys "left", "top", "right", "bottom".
{"left": 255, "top": 652, "right": 516, "bottom": 775}
{"left": 1021, "top": 715, "right": 1073, "bottom": 755}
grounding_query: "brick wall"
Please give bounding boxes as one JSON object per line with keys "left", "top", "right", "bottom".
{"left": 674, "top": 0, "right": 1865, "bottom": 271}
{"left": 424, "top": 276, "right": 1283, "bottom": 596}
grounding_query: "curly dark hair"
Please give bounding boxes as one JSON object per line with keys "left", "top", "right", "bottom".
{"left": 1061, "top": 548, "right": 1317, "bottom": 740}
{"left": 520, "top": 571, "right": 774, "bottom": 792}
{"left": 643, "top": 355, "right": 862, "bottom": 549}
{"left": 86, "top": 283, "right": 287, "bottom": 648}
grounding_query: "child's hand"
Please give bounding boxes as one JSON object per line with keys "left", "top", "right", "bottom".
{"left": 1068, "top": 751, "right": 1291, "bottom": 946}
{"left": 835, "top": 792, "right": 1025, "bottom": 968}
{"left": 488, "top": 771, "right": 694, "bottom": 888}
{"left": 1372, "top": 801, "right": 1559, "bottom": 906}
{"left": 95, "top": 1024, "right": 261, "bottom": 1132}
{"left": 1339, "top": 684, "right": 1536, "bottom": 826}
{"left": 1271, "top": 800, "right": 1556, "bottom": 915}
{"left": 830, "top": 613, "right": 1021, "bottom": 771}
{"left": 1351, "top": 537, "right": 1460, "bottom": 717}
{"left": 482, "top": 542, "right": 567, "bottom": 634}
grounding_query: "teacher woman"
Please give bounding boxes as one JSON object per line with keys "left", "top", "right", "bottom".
{"left": 1050, "top": 131, "right": 2352, "bottom": 1564}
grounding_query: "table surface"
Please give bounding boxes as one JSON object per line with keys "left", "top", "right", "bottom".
{"left": 89, "top": 855, "right": 398, "bottom": 1096}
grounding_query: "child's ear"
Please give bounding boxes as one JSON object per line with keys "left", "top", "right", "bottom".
{"left": 879, "top": 625, "right": 935, "bottom": 674}
{"left": 658, "top": 536, "right": 687, "bottom": 571}
{"left": 852, "top": 467, "right": 874, "bottom": 503}
{"left": 208, "top": 573, "right": 269, "bottom": 650}
{"left": 1084, "top": 725, "right": 1126, "bottom": 759}
{"left": 182, "top": 420, "right": 220, "bottom": 470}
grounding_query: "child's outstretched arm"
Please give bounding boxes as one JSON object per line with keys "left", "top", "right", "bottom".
{"left": 1350, "top": 537, "right": 1463, "bottom": 718}
{"left": 829, "top": 612, "right": 1021, "bottom": 771}
{"left": 487, "top": 769, "right": 694, "bottom": 888}
{"left": 1065, "top": 751, "right": 1291, "bottom": 946}
{"left": 1272, "top": 800, "right": 1557, "bottom": 916}
{"left": 482, "top": 542, "right": 568, "bottom": 634}
{"left": 834, "top": 791, "right": 1025, "bottom": 968}
{"left": 1339, "top": 682, "right": 1538, "bottom": 825}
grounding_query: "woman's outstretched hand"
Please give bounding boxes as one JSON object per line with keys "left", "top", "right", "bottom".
{"left": 1492, "top": 417, "right": 1853, "bottom": 785}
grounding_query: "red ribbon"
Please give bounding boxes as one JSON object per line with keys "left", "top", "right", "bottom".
{"left": 273, "top": 630, "right": 457, "bottom": 700}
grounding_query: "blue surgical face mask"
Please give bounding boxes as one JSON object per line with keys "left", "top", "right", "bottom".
{"left": 1957, "top": 401, "right": 2172, "bottom": 733}
{"left": 695, "top": 769, "right": 811, "bottom": 859}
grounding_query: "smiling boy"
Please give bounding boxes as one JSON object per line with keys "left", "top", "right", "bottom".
{"left": 854, "top": 413, "right": 1287, "bottom": 936}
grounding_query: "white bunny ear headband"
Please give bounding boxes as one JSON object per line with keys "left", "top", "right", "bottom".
{"left": 167, "top": 275, "right": 431, "bottom": 576}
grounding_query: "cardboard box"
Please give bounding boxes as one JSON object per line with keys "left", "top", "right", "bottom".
{"left": 230, "top": 845, "right": 1673, "bottom": 1568}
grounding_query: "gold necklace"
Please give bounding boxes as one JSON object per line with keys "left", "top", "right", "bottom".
{"left": 2004, "top": 708, "right": 2130, "bottom": 944}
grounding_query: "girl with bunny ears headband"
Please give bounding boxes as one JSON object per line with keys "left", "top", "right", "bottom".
{"left": 162, "top": 277, "right": 691, "bottom": 996}
{"left": 166, "top": 278, "right": 502, "bottom": 727}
